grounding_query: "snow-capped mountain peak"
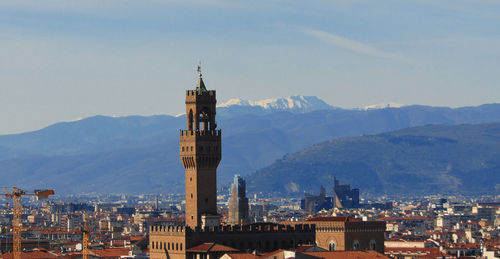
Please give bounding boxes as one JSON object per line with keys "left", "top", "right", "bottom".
{"left": 361, "top": 102, "right": 405, "bottom": 110}
{"left": 217, "top": 95, "right": 333, "bottom": 113}
{"left": 218, "top": 98, "right": 251, "bottom": 107}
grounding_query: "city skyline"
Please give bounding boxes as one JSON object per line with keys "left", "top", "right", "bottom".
{"left": 1, "top": 0, "right": 500, "bottom": 134}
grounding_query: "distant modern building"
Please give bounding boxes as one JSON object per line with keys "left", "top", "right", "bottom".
{"left": 300, "top": 178, "right": 360, "bottom": 213}
{"left": 227, "top": 175, "right": 249, "bottom": 225}
{"left": 301, "top": 187, "right": 332, "bottom": 214}
{"left": 333, "top": 178, "right": 359, "bottom": 209}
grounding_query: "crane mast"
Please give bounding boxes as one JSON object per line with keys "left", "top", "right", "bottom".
{"left": 13, "top": 194, "right": 21, "bottom": 259}
{"left": 83, "top": 219, "right": 89, "bottom": 259}
{"left": 2, "top": 187, "right": 54, "bottom": 259}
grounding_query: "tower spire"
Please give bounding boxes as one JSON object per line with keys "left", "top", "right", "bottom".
{"left": 197, "top": 61, "right": 202, "bottom": 78}
{"left": 196, "top": 61, "right": 207, "bottom": 92}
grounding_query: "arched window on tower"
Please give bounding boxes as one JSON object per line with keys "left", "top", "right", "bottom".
{"left": 328, "top": 241, "right": 336, "bottom": 251}
{"left": 188, "top": 110, "right": 194, "bottom": 131}
{"left": 353, "top": 240, "right": 360, "bottom": 251}
{"left": 369, "top": 240, "right": 376, "bottom": 250}
{"left": 198, "top": 107, "right": 212, "bottom": 132}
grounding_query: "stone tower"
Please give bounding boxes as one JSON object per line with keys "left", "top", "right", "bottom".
{"left": 228, "top": 175, "right": 249, "bottom": 225}
{"left": 179, "top": 67, "right": 222, "bottom": 228}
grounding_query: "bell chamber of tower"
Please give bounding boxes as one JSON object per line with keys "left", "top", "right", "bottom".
{"left": 179, "top": 74, "right": 222, "bottom": 229}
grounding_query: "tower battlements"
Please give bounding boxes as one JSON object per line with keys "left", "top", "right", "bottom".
{"left": 179, "top": 129, "right": 221, "bottom": 138}
{"left": 150, "top": 223, "right": 315, "bottom": 235}
{"left": 151, "top": 225, "right": 186, "bottom": 233}
{"left": 185, "top": 90, "right": 216, "bottom": 103}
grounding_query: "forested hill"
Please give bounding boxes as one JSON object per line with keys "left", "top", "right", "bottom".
{"left": 247, "top": 123, "right": 500, "bottom": 197}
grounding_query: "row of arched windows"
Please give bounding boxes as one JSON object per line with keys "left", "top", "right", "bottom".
{"left": 328, "top": 239, "right": 376, "bottom": 251}
{"left": 181, "top": 146, "right": 194, "bottom": 152}
{"left": 187, "top": 108, "right": 215, "bottom": 132}
{"left": 152, "top": 241, "right": 183, "bottom": 251}
{"left": 181, "top": 145, "right": 218, "bottom": 153}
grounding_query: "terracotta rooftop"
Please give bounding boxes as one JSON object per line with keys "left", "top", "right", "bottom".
{"left": 187, "top": 243, "right": 239, "bottom": 253}
{"left": 295, "top": 245, "right": 315, "bottom": 252}
{"left": 446, "top": 243, "right": 480, "bottom": 249}
{"left": 0, "top": 251, "right": 59, "bottom": 259}
{"left": 305, "top": 216, "right": 361, "bottom": 222}
{"left": 377, "top": 216, "right": 431, "bottom": 221}
{"left": 300, "top": 250, "right": 390, "bottom": 259}
{"left": 259, "top": 249, "right": 286, "bottom": 258}
{"left": 385, "top": 247, "right": 445, "bottom": 259}
{"left": 223, "top": 253, "right": 260, "bottom": 259}
{"left": 89, "top": 248, "right": 131, "bottom": 258}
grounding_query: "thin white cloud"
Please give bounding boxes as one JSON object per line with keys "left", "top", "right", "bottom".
{"left": 303, "top": 28, "right": 412, "bottom": 63}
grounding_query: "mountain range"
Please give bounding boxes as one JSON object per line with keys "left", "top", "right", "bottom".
{"left": 0, "top": 96, "right": 500, "bottom": 194}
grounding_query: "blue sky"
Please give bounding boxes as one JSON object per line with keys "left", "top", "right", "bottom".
{"left": 1, "top": 0, "right": 499, "bottom": 134}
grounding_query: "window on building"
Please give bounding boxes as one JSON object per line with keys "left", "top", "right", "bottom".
{"left": 369, "top": 240, "right": 376, "bottom": 250}
{"left": 353, "top": 240, "right": 360, "bottom": 251}
{"left": 329, "top": 241, "right": 336, "bottom": 251}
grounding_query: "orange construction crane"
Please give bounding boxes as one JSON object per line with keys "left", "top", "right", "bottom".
{"left": 82, "top": 218, "right": 89, "bottom": 259}
{"left": 1, "top": 187, "right": 54, "bottom": 259}
{"left": 66, "top": 217, "right": 113, "bottom": 259}
{"left": 80, "top": 218, "right": 122, "bottom": 259}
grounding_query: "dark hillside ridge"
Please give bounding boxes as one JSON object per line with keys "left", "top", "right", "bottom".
{"left": 247, "top": 123, "right": 500, "bottom": 197}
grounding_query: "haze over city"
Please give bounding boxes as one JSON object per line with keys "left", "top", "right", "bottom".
{"left": 1, "top": 0, "right": 500, "bottom": 134}
{"left": 1, "top": 1, "right": 500, "bottom": 259}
